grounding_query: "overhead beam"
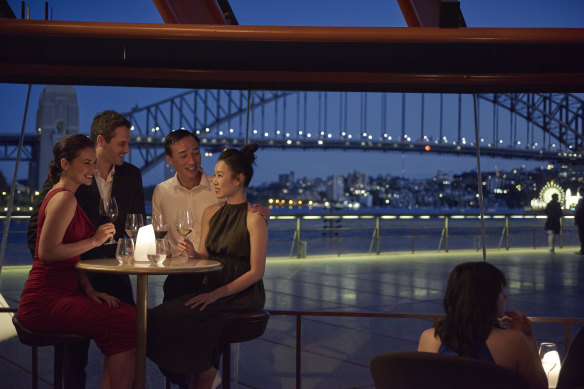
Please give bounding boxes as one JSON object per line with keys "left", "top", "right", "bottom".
{"left": 1, "top": 20, "right": 583, "bottom": 92}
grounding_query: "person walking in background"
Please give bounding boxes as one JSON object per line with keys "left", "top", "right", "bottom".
{"left": 27, "top": 110, "right": 145, "bottom": 389}
{"left": 575, "top": 186, "right": 584, "bottom": 255}
{"left": 19, "top": 134, "right": 136, "bottom": 389}
{"left": 544, "top": 193, "right": 562, "bottom": 253}
{"left": 418, "top": 261, "right": 547, "bottom": 389}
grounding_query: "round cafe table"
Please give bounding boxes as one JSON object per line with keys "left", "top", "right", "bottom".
{"left": 76, "top": 257, "right": 222, "bottom": 389}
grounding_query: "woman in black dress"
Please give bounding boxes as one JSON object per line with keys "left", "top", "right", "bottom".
{"left": 544, "top": 193, "right": 563, "bottom": 253}
{"left": 147, "top": 144, "right": 267, "bottom": 389}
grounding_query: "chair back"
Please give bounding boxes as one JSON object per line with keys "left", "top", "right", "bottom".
{"left": 370, "top": 351, "right": 529, "bottom": 389}
{"left": 557, "top": 327, "right": 584, "bottom": 389}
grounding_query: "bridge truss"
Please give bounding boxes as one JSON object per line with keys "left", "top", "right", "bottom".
{"left": 120, "top": 90, "right": 584, "bottom": 174}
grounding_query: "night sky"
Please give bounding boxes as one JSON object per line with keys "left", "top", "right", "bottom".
{"left": 1, "top": 0, "right": 584, "bottom": 186}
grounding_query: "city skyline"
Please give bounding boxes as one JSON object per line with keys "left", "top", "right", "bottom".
{"left": 1, "top": 0, "right": 583, "bottom": 187}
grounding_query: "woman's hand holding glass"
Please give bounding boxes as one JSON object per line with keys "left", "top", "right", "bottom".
{"left": 175, "top": 210, "right": 193, "bottom": 256}
{"left": 177, "top": 236, "right": 199, "bottom": 259}
{"left": 99, "top": 196, "right": 118, "bottom": 244}
{"left": 92, "top": 223, "right": 116, "bottom": 247}
{"left": 502, "top": 309, "right": 533, "bottom": 336}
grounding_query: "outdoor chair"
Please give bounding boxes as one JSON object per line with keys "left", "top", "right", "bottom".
{"left": 370, "top": 351, "right": 529, "bottom": 389}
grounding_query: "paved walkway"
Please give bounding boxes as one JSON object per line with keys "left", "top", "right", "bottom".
{"left": 1, "top": 247, "right": 583, "bottom": 388}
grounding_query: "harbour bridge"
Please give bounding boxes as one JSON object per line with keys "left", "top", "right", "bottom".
{"left": 2, "top": 91, "right": 584, "bottom": 176}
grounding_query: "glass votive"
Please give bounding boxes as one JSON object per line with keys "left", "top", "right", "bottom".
{"left": 147, "top": 239, "right": 167, "bottom": 266}
{"left": 539, "top": 342, "right": 561, "bottom": 389}
{"left": 116, "top": 238, "right": 134, "bottom": 265}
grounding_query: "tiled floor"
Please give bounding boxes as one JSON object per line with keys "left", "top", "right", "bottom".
{"left": 1, "top": 247, "right": 583, "bottom": 388}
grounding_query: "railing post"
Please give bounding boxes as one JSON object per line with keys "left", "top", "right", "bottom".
{"left": 289, "top": 229, "right": 298, "bottom": 258}
{"left": 296, "top": 216, "right": 302, "bottom": 259}
{"left": 411, "top": 229, "right": 415, "bottom": 253}
{"left": 505, "top": 215, "right": 510, "bottom": 250}
{"left": 376, "top": 216, "right": 380, "bottom": 255}
{"left": 445, "top": 216, "right": 449, "bottom": 253}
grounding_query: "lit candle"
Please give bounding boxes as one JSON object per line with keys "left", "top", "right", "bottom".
{"left": 541, "top": 350, "right": 561, "bottom": 389}
{"left": 134, "top": 224, "right": 155, "bottom": 262}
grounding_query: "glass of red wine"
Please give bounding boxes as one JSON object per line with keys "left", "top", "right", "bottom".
{"left": 152, "top": 213, "right": 168, "bottom": 240}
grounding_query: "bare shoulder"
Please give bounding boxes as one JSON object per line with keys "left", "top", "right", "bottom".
{"left": 46, "top": 190, "right": 76, "bottom": 210}
{"left": 490, "top": 327, "right": 526, "bottom": 344}
{"left": 418, "top": 328, "right": 441, "bottom": 352}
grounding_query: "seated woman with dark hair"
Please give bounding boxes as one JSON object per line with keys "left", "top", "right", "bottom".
{"left": 17, "top": 134, "right": 136, "bottom": 389}
{"left": 418, "top": 261, "right": 547, "bottom": 389}
{"left": 147, "top": 144, "right": 267, "bottom": 389}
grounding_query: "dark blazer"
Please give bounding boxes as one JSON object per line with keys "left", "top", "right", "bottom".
{"left": 27, "top": 162, "right": 145, "bottom": 305}
{"left": 576, "top": 198, "right": 584, "bottom": 227}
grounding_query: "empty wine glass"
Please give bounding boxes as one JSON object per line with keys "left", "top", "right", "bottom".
{"left": 99, "top": 196, "right": 118, "bottom": 244}
{"left": 147, "top": 239, "right": 167, "bottom": 266}
{"left": 175, "top": 210, "right": 193, "bottom": 256}
{"left": 125, "top": 213, "right": 144, "bottom": 243}
{"left": 115, "top": 238, "right": 134, "bottom": 265}
{"left": 152, "top": 213, "right": 168, "bottom": 240}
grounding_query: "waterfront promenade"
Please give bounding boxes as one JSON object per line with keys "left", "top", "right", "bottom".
{"left": 1, "top": 247, "right": 583, "bottom": 388}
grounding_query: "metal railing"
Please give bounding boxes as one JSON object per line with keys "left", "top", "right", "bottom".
{"left": 277, "top": 213, "right": 574, "bottom": 258}
{"left": 0, "top": 213, "right": 577, "bottom": 264}
{"left": 267, "top": 310, "right": 584, "bottom": 389}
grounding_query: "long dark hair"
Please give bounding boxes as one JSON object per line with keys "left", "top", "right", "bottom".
{"left": 48, "top": 134, "right": 95, "bottom": 184}
{"left": 218, "top": 144, "right": 258, "bottom": 187}
{"left": 434, "top": 261, "right": 506, "bottom": 357}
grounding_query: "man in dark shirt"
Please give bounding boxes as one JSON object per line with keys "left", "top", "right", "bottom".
{"left": 575, "top": 186, "right": 584, "bottom": 255}
{"left": 27, "top": 110, "right": 145, "bottom": 389}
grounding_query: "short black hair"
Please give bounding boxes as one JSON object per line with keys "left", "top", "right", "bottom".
{"left": 164, "top": 129, "right": 200, "bottom": 156}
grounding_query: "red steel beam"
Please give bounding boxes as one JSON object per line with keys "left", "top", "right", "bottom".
{"left": 1, "top": 20, "right": 583, "bottom": 92}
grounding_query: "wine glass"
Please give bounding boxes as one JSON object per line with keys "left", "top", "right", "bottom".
{"left": 175, "top": 210, "right": 193, "bottom": 256}
{"left": 147, "top": 239, "right": 167, "bottom": 266}
{"left": 125, "top": 213, "right": 144, "bottom": 243}
{"left": 99, "top": 196, "right": 118, "bottom": 245}
{"left": 115, "top": 238, "right": 134, "bottom": 265}
{"left": 152, "top": 213, "right": 168, "bottom": 240}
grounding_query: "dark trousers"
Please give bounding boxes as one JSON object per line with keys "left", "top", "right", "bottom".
{"left": 62, "top": 339, "right": 90, "bottom": 389}
{"left": 578, "top": 225, "right": 584, "bottom": 253}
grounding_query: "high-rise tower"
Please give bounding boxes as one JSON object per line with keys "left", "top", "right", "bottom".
{"left": 29, "top": 86, "right": 79, "bottom": 190}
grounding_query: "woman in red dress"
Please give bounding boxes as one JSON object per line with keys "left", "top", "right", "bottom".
{"left": 17, "top": 134, "right": 136, "bottom": 389}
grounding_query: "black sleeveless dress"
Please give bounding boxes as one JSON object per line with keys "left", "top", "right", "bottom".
{"left": 147, "top": 202, "right": 265, "bottom": 374}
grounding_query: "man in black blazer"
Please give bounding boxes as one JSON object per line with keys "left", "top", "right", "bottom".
{"left": 27, "top": 110, "right": 145, "bottom": 389}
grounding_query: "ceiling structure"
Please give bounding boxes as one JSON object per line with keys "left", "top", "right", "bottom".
{"left": 0, "top": 0, "right": 583, "bottom": 93}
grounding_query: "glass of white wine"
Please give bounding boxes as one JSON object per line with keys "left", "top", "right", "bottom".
{"left": 175, "top": 210, "right": 193, "bottom": 256}
{"left": 125, "top": 213, "right": 144, "bottom": 243}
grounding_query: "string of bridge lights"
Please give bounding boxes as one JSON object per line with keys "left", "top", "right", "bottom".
{"left": 127, "top": 124, "right": 583, "bottom": 159}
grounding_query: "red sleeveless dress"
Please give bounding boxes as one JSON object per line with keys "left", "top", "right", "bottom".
{"left": 17, "top": 188, "right": 135, "bottom": 356}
